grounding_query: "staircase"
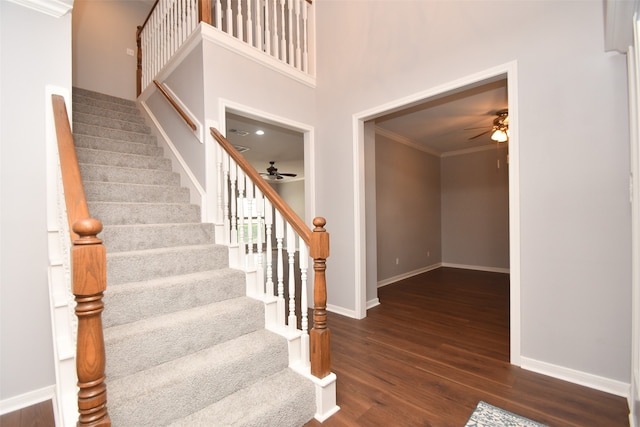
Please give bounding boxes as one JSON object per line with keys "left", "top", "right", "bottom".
{"left": 71, "top": 87, "right": 316, "bottom": 426}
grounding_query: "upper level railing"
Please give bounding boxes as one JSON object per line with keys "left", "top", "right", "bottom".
{"left": 211, "top": 127, "right": 331, "bottom": 379}
{"left": 137, "top": 0, "right": 314, "bottom": 96}
{"left": 51, "top": 95, "right": 111, "bottom": 426}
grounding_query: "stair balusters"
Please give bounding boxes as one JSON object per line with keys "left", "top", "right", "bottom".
{"left": 211, "top": 127, "right": 332, "bottom": 380}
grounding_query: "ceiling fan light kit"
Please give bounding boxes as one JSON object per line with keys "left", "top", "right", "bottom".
{"left": 260, "top": 161, "right": 297, "bottom": 180}
{"left": 468, "top": 108, "right": 509, "bottom": 143}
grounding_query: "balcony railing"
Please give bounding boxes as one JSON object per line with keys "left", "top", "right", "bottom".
{"left": 137, "top": 0, "right": 313, "bottom": 95}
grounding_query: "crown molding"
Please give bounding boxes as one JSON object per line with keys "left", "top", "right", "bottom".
{"left": 7, "top": 0, "right": 73, "bottom": 17}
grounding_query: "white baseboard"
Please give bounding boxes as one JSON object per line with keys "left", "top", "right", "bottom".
{"left": 0, "top": 385, "right": 56, "bottom": 415}
{"left": 377, "top": 263, "right": 441, "bottom": 288}
{"left": 326, "top": 303, "right": 357, "bottom": 319}
{"left": 441, "top": 262, "right": 510, "bottom": 274}
{"left": 366, "top": 298, "right": 380, "bottom": 310}
{"left": 520, "top": 356, "right": 630, "bottom": 398}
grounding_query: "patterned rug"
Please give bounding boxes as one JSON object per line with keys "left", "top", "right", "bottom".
{"left": 465, "top": 401, "right": 548, "bottom": 427}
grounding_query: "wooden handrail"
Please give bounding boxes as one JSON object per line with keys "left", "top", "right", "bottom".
{"left": 154, "top": 80, "right": 197, "bottom": 132}
{"left": 52, "top": 95, "right": 111, "bottom": 426}
{"left": 211, "top": 127, "right": 331, "bottom": 378}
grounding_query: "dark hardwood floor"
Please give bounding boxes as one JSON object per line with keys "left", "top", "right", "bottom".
{"left": 305, "top": 267, "right": 630, "bottom": 427}
{"left": 0, "top": 400, "right": 55, "bottom": 427}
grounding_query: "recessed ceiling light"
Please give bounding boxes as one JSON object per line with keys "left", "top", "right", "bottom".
{"left": 255, "top": 130, "right": 265, "bottom": 136}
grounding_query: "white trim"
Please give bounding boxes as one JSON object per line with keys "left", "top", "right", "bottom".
{"left": 140, "top": 100, "right": 207, "bottom": 220}
{"left": 374, "top": 126, "right": 440, "bottom": 157}
{"left": 7, "top": 0, "right": 72, "bottom": 17}
{"left": 441, "top": 262, "right": 510, "bottom": 274}
{"left": 375, "top": 125, "right": 505, "bottom": 159}
{"left": 352, "top": 61, "right": 522, "bottom": 365}
{"left": 326, "top": 303, "right": 357, "bottom": 319}
{"left": 521, "top": 356, "right": 631, "bottom": 398}
{"left": 0, "top": 385, "right": 56, "bottom": 415}
{"left": 440, "top": 143, "right": 508, "bottom": 158}
{"left": 366, "top": 298, "right": 380, "bottom": 309}
{"left": 377, "top": 263, "right": 442, "bottom": 288}
{"left": 201, "top": 25, "right": 316, "bottom": 88}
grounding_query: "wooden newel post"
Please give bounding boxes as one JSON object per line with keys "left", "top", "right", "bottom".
{"left": 309, "top": 217, "right": 331, "bottom": 379}
{"left": 72, "top": 218, "right": 110, "bottom": 427}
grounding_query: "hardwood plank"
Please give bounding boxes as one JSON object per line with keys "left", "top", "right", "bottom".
{"left": 0, "top": 400, "right": 55, "bottom": 427}
{"left": 306, "top": 267, "right": 629, "bottom": 427}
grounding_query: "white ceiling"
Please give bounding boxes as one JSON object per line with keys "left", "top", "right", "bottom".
{"left": 375, "top": 78, "right": 508, "bottom": 155}
{"left": 224, "top": 77, "right": 508, "bottom": 180}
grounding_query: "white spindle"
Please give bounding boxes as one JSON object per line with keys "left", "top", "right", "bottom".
{"left": 215, "top": 0, "right": 222, "bottom": 28}
{"left": 222, "top": 150, "right": 231, "bottom": 244}
{"left": 255, "top": 0, "right": 262, "bottom": 50}
{"left": 236, "top": 0, "right": 243, "bottom": 41}
{"left": 265, "top": 200, "right": 274, "bottom": 296}
{"left": 225, "top": 0, "right": 233, "bottom": 35}
{"left": 216, "top": 145, "right": 225, "bottom": 237}
{"left": 286, "top": 222, "right": 297, "bottom": 330}
{"left": 237, "top": 169, "right": 247, "bottom": 267}
{"left": 302, "top": 0, "right": 308, "bottom": 72}
{"left": 294, "top": 0, "right": 301, "bottom": 69}
{"left": 275, "top": 210, "right": 285, "bottom": 327}
{"left": 246, "top": 0, "right": 253, "bottom": 46}
{"left": 272, "top": 0, "right": 279, "bottom": 59}
{"left": 229, "top": 159, "right": 238, "bottom": 245}
{"left": 299, "top": 240, "right": 309, "bottom": 366}
{"left": 246, "top": 182, "right": 255, "bottom": 270}
{"left": 255, "top": 188, "right": 265, "bottom": 295}
{"left": 287, "top": 0, "right": 294, "bottom": 66}
{"left": 279, "top": 0, "right": 286, "bottom": 61}
{"left": 264, "top": 0, "right": 271, "bottom": 54}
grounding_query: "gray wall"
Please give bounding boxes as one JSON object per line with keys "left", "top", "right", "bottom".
{"left": 441, "top": 146, "right": 509, "bottom": 269}
{"left": 72, "top": 0, "right": 150, "bottom": 100}
{"left": 1, "top": 2, "right": 71, "bottom": 400}
{"left": 375, "top": 134, "right": 441, "bottom": 281}
{"left": 270, "top": 180, "right": 306, "bottom": 222}
{"left": 316, "top": 1, "right": 630, "bottom": 383}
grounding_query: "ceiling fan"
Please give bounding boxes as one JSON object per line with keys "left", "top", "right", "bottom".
{"left": 260, "top": 161, "right": 297, "bottom": 180}
{"left": 466, "top": 109, "right": 509, "bottom": 143}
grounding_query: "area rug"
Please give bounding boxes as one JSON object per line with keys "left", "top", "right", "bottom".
{"left": 464, "top": 401, "right": 548, "bottom": 427}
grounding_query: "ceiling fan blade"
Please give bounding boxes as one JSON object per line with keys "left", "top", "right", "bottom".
{"left": 278, "top": 173, "right": 297, "bottom": 177}
{"left": 468, "top": 129, "right": 491, "bottom": 140}
{"left": 464, "top": 126, "right": 489, "bottom": 131}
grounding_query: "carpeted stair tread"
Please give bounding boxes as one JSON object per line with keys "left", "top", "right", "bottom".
{"left": 103, "top": 268, "right": 245, "bottom": 327}
{"left": 72, "top": 101, "right": 146, "bottom": 124}
{"left": 74, "top": 122, "right": 157, "bottom": 144}
{"left": 76, "top": 147, "right": 171, "bottom": 170}
{"left": 84, "top": 180, "right": 190, "bottom": 203}
{"left": 80, "top": 163, "right": 179, "bottom": 186}
{"left": 107, "top": 329, "right": 289, "bottom": 426}
{"left": 75, "top": 134, "right": 163, "bottom": 156}
{"left": 89, "top": 201, "right": 201, "bottom": 225}
{"left": 73, "top": 88, "right": 138, "bottom": 108}
{"left": 105, "top": 296, "right": 265, "bottom": 380}
{"left": 169, "top": 368, "right": 316, "bottom": 427}
{"left": 74, "top": 111, "right": 150, "bottom": 134}
{"left": 107, "top": 244, "right": 228, "bottom": 285}
{"left": 102, "top": 222, "right": 215, "bottom": 252}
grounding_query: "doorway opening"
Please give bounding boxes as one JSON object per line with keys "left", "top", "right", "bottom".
{"left": 352, "top": 62, "right": 521, "bottom": 365}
